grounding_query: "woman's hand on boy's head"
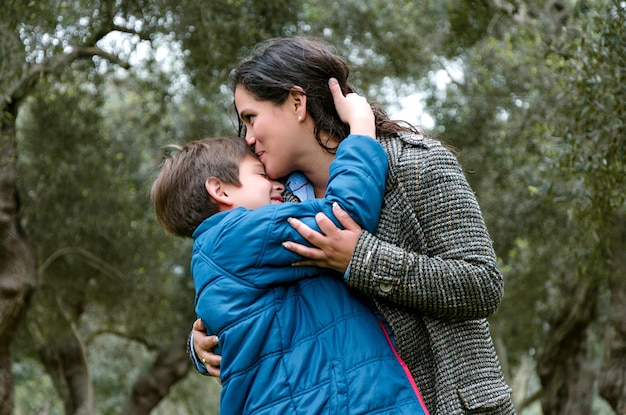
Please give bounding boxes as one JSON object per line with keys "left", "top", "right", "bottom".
{"left": 328, "top": 78, "right": 375, "bottom": 138}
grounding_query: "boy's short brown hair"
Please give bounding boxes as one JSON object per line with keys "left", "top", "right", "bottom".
{"left": 151, "top": 136, "right": 254, "bottom": 238}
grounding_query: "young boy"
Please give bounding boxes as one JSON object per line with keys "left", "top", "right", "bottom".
{"left": 151, "top": 104, "right": 428, "bottom": 415}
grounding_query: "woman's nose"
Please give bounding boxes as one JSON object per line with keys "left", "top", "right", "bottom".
{"left": 245, "top": 131, "right": 255, "bottom": 146}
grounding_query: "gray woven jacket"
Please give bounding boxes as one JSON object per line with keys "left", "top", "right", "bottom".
{"left": 292, "top": 133, "right": 515, "bottom": 414}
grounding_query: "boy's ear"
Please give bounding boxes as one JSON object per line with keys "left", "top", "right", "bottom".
{"left": 289, "top": 86, "right": 307, "bottom": 121}
{"left": 205, "top": 177, "right": 234, "bottom": 210}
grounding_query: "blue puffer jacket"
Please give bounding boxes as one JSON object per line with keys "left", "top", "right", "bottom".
{"left": 191, "top": 135, "right": 429, "bottom": 414}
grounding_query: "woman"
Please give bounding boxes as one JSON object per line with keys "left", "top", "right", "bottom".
{"left": 192, "top": 36, "right": 515, "bottom": 414}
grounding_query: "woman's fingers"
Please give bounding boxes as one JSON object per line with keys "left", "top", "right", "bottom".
{"left": 201, "top": 348, "right": 222, "bottom": 382}
{"left": 192, "top": 317, "right": 205, "bottom": 333}
{"left": 192, "top": 318, "right": 222, "bottom": 381}
{"left": 284, "top": 204, "right": 361, "bottom": 272}
{"left": 328, "top": 78, "right": 375, "bottom": 137}
{"left": 331, "top": 201, "right": 361, "bottom": 231}
{"left": 328, "top": 77, "right": 344, "bottom": 102}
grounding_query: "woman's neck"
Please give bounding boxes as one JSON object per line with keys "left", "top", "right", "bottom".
{"left": 297, "top": 131, "right": 341, "bottom": 198}
{"left": 300, "top": 153, "right": 333, "bottom": 198}
{"left": 313, "top": 184, "right": 327, "bottom": 198}
{"left": 302, "top": 152, "right": 339, "bottom": 198}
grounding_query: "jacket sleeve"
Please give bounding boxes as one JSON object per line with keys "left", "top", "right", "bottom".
{"left": 346, "top": 139, "right": 503, "bottom": 319}
{"left": 212, "top": 134, "right": 388, "bottom": 288}
{"left": 320, "top": 133, "right": 388, "bottom": 234}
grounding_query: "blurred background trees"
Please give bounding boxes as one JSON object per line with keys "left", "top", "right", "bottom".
{"left": 1, "top": 1, "right": 624, "bottom": 414}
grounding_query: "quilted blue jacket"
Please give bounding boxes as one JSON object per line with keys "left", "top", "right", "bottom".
{"left": 191, "top": 134, "right": 429, "bottom": 414}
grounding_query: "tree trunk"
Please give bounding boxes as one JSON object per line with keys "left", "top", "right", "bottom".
{"left": 38, "top": 330, "right": 95, "bottom": 415}
{"left": 598, "top": 216, "right": 626, "bottom": 413}
{"left": 0, "top": 24, "right": 130, "bottom": 413}
{"left": 599, "top": 280, "right": 626, "bottom": 413}
{"left": 122, "top": 324, "right": 191, "bottom": 415}
{"left": 0, "top": 103, "right": 38, "bottom": 415}
{"left": 537, "top": 281, "right": 598, "bottom": 415}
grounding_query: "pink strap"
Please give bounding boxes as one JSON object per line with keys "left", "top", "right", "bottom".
{"left": 378, "top": 320, "right": 430, "bottom": 414}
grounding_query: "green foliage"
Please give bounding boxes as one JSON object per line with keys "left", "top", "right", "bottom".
{"left": 421, "top": 1, "right": 625, "bottom": 382}
{"left": 90, "top": 334, "right": 155, "bottom": 414}
{"left": 13, "top": 359, "right": 63, "bottom": 415}
{"left": 445, "top": 0, "right": 496, "bottom": 54}
{"left": 14, "top": 51, "right": 196, "bottom": 411}
{"left": 17, "top": 66, "right": 194, "bottom": 331}
{"left": 298, "top": 0, "right": 441, "bottom": 81}
{"left": 152, "top": 372, "right": 221, "bottom": 415}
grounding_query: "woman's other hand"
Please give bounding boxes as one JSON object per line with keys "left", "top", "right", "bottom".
{"left": 192, "top": 318, "right": 222, "bottom": 382}
{"left": 284, "top": 203, "right": 361, "bottom": 272}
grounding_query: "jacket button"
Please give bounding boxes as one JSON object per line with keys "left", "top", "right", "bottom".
{"left": 379, "top": 282, "right": 393, "bottom": 293}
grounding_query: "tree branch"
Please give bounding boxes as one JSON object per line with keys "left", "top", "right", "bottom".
{"left": 517, "top": 388, "right": 543, "bottom": 412}
{"left": 76, "top": 45, "right": 131, "bottom": 69}
{"left": 112, "top": 24, "right": 153, "bottom": 42}
{"left": 85, "top": 328, "right": 157, "bottom": 351}
{"left": 39, "top": 246, "right": 125, "bottom": 282}
{"left": 1, "top": 45, "right": 129, "bottom": 115}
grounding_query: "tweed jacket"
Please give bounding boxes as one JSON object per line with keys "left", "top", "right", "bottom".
{"left": 338, "top": 132, "right": 515, "bottom": 414}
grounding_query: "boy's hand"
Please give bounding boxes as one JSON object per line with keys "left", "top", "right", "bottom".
{"left": 328, "top": 78, "right": 375, "bottom": 138}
